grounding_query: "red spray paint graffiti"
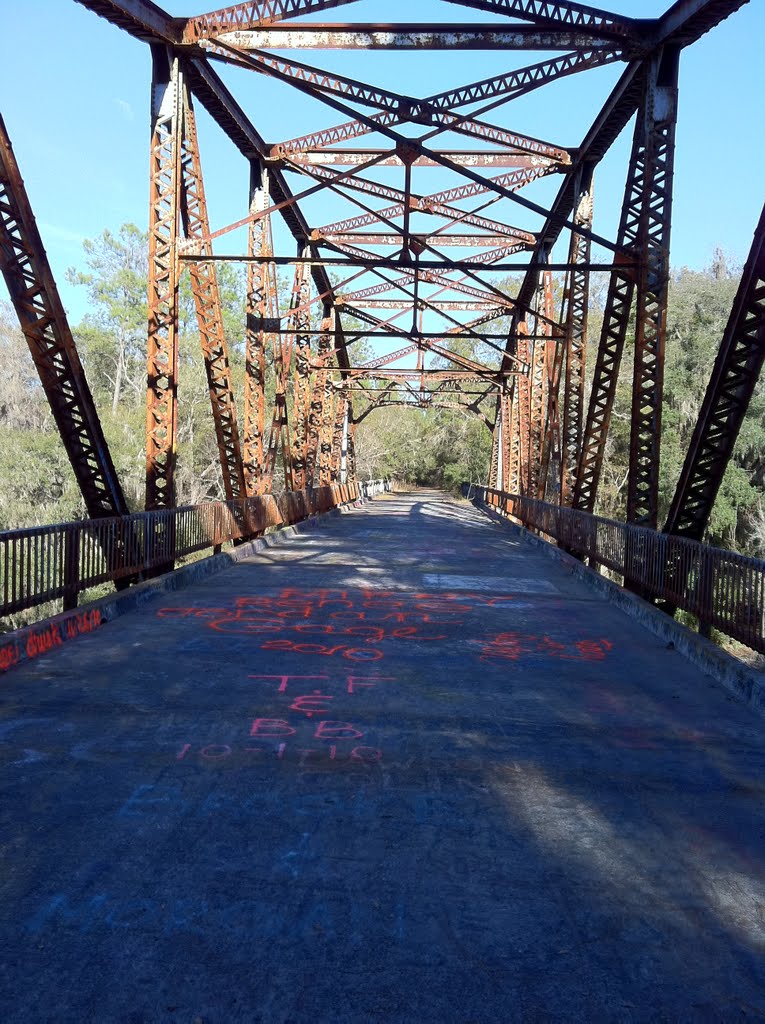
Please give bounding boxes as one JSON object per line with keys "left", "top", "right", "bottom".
{"left": 479, "top": 632, "right": 613, "bottom": 663}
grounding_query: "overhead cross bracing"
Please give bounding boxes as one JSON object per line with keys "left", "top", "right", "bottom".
{"left": 4, "top": 0, "right": 756, "bottom": 531}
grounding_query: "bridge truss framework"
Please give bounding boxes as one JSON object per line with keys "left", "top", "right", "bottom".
{"left": 0, "top": 0, "right": 763, "bottom": 550}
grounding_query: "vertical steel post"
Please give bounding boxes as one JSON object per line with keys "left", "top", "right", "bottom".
{"left": 347, "top": 413, "right": 358, "bottom": 485}
{"left": 290, "top": 251, "right": 312, "bottom": 490}
{"left": 627, "top": 48, "right": 679, "bottom": 527}
{"left": 244, "top": 162, "right": 272, "bottom": 496}
{"left": 306, "top": 305, "right": 334, "bottom": 487}
{"left": 489, "top": 416, "right": 501, "bottom": 490}
{"left": 516, "top": 321, "right": 531, "bottom": 495}
{"left": 573, "top": 158, "right": 639, "bottom": 510}
{"left": 561, "top": 173, "right": 594, "bottom": 505}
{"left": 318, "top": 374, "right": 336, "bottom": 487}
{"left": 507, "top": 390, "right": 521, "bottom": 495}
{"left": 527, "top": 283, "right": 548, "bottom": 497}
{"left": 332, "top": 384, "right": 349, "bottom": 484}
{"left": 180, "top": 86, "right": 246, "bottom": 502}
{"left": 538, "top": 277, "right": 563, "bottom": 502}
{"left": 146, "top": 47, "right": 182, "bottom": 511}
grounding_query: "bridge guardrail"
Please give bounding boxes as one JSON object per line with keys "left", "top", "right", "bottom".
{"left": 359, "top": 478, "right": 392, "bottom": 499}
{"left": 0, "top": 483, "right": 362, "bottom": 619}
{"left": 465, "top": 484, "right": 765, "bottom": 655}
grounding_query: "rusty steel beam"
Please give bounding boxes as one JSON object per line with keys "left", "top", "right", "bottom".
{"left": 276, "top": 118, "right": 568, "bottom": 166}
{"left": 330, "top": 382, "right": 350, "bottom": 478}
{"left": 507, "top": 390, "right": 522, "bottom": 494}
{"left": 514, "top": 1, "right": 747, "bottom": 324}
{"left": 145, "top": 47, "right": 182, "bottom": 511}
{"left": 651, "top": 0, "right": 749, "bottom": 47}
{"left": 538, "top": 325, "right": 565, "bottom": 502}
{"left": 317, "top": 373, "right": 335, "bottom": 485}
{"left": 527, "top": 274, "right": 551, "bottom": 496}
{"left": 181, "top": 252, "right": 629, "bottom": 275}
{"left": 257, "top": 62, "right": 620, "bottom": 259}
{"left": 426, "top": 47, "right": 623, "bottom": 111}
{"left": 348, "top": 300, "right": 503, "bottom": 313}
{"left": 243, "top": 164, "right": 274, "bottom": 496}
{"left": 318, "top": 206, "right": 536, "bottom": 247}
{"left": 215, "top": 24, "right": 630, "bottom": 49}
{"left": 219, "top": 44, "right": 618, "bottom": 128}
{"left": 442, "top": 0, "right": 640, "bottom": 37}
{"left": 626, "top": 48, "right": 679, "bottom": 528}
{"left": 489, "top": 418, "right": 501, "bottom": 489}
{"left": 182, "top": 0, "right": 363, "bottom": 41}
{"left": 571, "top": 88, "right": 649, "bottom": 515}
{"left": 500, "top": 393, "right": 513, "bottom": 490}
{"left": 210, "top": 47, "right": 411, "bottom": 113}
{"left": 289, "top": 255, "right": 313, "bottom": 490}
{"left": 182, "top": 57, "right": 352, "bottom": 375}
{"left": 180, "top": 90, "right": 247, "bottom": 502}
{"left": 323, "top": 233, "right": 523, "bottom": 248}
{"left": 312, "top": 165, "right": 552, "bottom": 239}
{"left": 360, "top": 344, "right": 421, "bottom": 369}
{"left": 342, "top": 273, "right": 504, "bottom": 305}
{"left": 74, "top": 0, "right": 179, "bottom": 43}
{"left": 317, "top": 315, "right": 341, "bottom": 485}
{"left": 664, "top": 204, "right": 765, "bottom": 542}
{"left": 0, "top": 113, "right": 128, "bottom": 520}
{"left": 346, "top": 413, "right": 357, "bottom": 483}
{"left": 516, "top": 323, "right": 532, "bottom": 495}
{"left": 305, "top": 307, "right": 334, "bottom": 486}
{"left": 266, "top": 330, "right": 521, "bottom": 341}
{"left": 337, "top": 369, "right": 517, "bottom": 380}
{"left": 560, "top": 174, "right": 593, "bottom": 504}
{"left": 257, "top": 48, "right": 607, "bottom": 162}
{"left": 282, "top": 150, "right": 558, "bottom": 169}
{"left": 262, "top": 309, "right": 294, "bottom": 493}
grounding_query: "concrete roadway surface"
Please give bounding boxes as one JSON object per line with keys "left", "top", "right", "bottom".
{"left": 1, "top": 490, "right": 764, "bottom": 1023}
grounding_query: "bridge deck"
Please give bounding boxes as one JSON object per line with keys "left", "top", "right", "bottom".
{"left": 1, "top": 490, "right": 764, "bottom": 1022}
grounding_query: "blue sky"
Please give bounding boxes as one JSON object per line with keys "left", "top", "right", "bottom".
{"left": 1, "top": 0, "right": 763, "bottom": 325}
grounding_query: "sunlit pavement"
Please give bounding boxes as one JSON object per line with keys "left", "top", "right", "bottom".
{"left": 1, "top": 490, "right": 764, "bottom": 1022}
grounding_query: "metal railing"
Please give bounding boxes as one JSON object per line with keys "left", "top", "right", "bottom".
{"left": 359, "top": 478, "right": 393, "bottom": 499}
{"left": 1, "top": 483, "right": 360, "bottom": 618}
{"left": 466, "top": 484, "right": 765, "bottom": 655}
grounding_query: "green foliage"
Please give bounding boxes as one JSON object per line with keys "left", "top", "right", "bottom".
{"left": 355, "top": 405, "right": 492, "bottom": 492}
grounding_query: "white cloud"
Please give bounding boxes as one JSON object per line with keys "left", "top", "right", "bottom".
{"left": 115, "top": 98, "right": 135, "bottom": 122}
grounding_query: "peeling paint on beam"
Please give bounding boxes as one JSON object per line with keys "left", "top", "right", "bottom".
{"left": 281, "top": 150, "right": 552, "bottom": 169}
{"left": 214, "top": 25, "right": 629, "bottom": 51}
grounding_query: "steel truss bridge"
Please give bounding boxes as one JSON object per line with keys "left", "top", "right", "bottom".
{"left": 0, "top": 0, "right": 764, "bottom": 652}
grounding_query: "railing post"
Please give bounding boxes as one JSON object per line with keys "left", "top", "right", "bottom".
{"left": 213, "top": 504, "right": 223, "bottom": 555}
{"left": 62, "top": 527, "right": 80, "bottom": 612}
{"left": 697, "top": 547, "right": 713, "bottom": 637}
